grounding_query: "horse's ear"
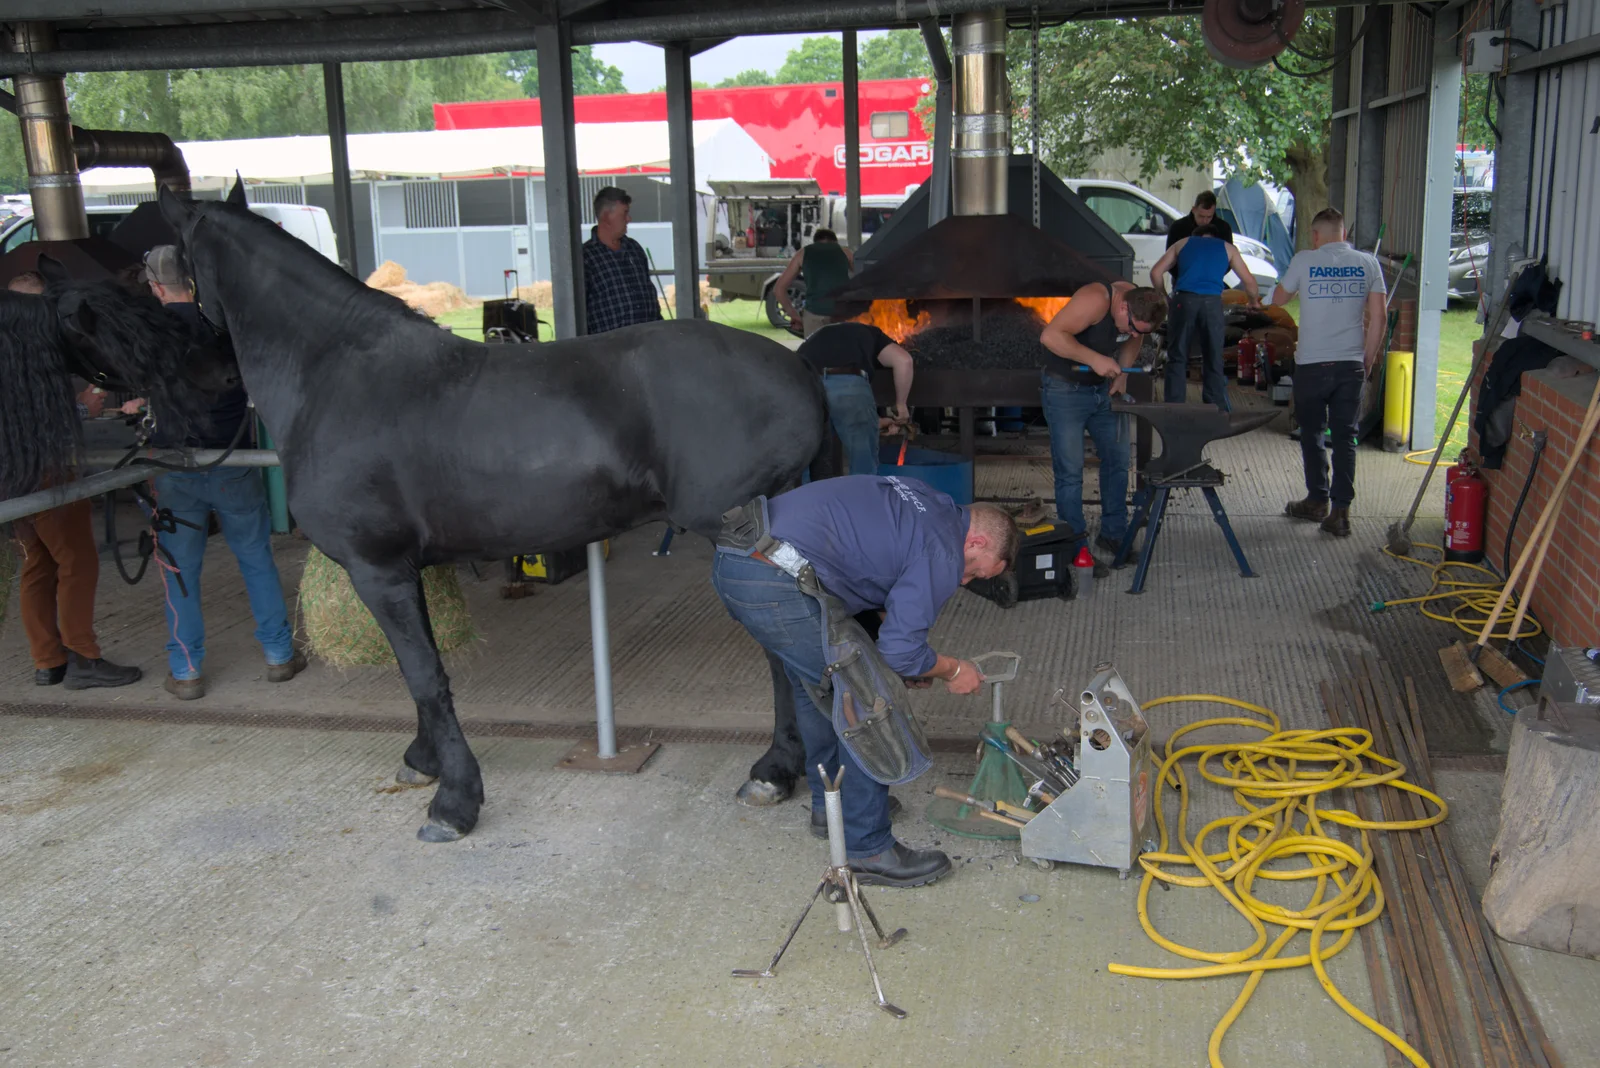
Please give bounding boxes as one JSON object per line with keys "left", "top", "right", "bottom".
{"left": 226, "top": 174, "right": 247, "bottom": 208}
{"left": 36, "top": 254, "right": 71, "bottom": 286}
{"left": 158, "top": 184, "right": 194, "bottom": 230}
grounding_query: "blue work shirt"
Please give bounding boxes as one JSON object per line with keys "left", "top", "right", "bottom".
{"left": 768, "top": 474, "right": 969, "bottom": 677}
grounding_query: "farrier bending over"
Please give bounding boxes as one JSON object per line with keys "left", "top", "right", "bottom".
{"left": 712, "top": 475, "right": 1019, "bottom": 888}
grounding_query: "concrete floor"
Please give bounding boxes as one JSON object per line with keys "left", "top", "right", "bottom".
{"left": 3, "top": 415, "right": 1595, "bottom": 1066}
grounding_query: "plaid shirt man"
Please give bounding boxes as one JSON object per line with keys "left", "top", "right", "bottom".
{"left": 582, "top": 228, "right": 662, "bottom": 335}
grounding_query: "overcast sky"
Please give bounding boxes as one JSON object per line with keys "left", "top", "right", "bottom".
{"left": 593, "top": 32, "right": 885, "bottom": 93}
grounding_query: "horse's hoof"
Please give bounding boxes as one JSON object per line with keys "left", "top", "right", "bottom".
{"left": 736, "top": 779, "right": 791, "bottom": 807}
{"left": 395, "top": 764, "right": 438, "bottom": 787}
{"left": 416, "top": 820, "right": 466, "bottom": 843}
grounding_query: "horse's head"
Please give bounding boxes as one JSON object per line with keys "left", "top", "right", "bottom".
{"left": 157, "top": 179, "right": 250, "bottom": 337}
{"left": 37, "top": 255, "right": 242, "bottom": 439}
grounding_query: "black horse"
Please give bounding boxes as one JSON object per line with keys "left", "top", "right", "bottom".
{"left": 149, "top": 183, "right": 822, "bottom": 840}
{"left": 0, "top": 272, "right": 235, "bottom": 500}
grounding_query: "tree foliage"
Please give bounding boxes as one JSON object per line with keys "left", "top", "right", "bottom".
{"left": 0, "top": 55, "right": 524, "bottom": 192}
{"left": 859, "top": 30, "right": 933, "bottom": 81}
{"left": 1009, "top": 16, "right": 1338, "bottom": 239}
{"left": 775, "top": 36, "right": 844, "bottom": 84}
{"left": 504, "top": 46, "right": 626, "bottom": 98}
{"left": 717, "top": 69, "right": 778, "bottom": 89}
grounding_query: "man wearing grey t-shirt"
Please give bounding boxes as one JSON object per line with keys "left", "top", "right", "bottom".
{"left": 1273, "top": 208, "right": 1387, "bottom": 537}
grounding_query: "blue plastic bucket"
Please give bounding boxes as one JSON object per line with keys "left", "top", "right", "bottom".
{"left": 878, "top": 443, "right": 974, "bottom": 505}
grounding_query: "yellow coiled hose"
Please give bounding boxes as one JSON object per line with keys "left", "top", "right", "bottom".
{"left": 1374, "top": 542, "right": 1542, "bottom": 640}
{"left": 1108, "top": 695, "right": 1448, "bottom": 1068}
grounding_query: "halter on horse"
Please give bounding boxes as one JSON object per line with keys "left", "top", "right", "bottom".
{"left": 155, "top": 182, "right": 825, "bottom": 841}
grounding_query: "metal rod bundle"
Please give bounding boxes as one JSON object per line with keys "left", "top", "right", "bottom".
{"left": 1321, "top": 653, "right": 1562, "bottom": 1068}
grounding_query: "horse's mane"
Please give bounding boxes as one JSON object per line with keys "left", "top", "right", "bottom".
{"left": 0, "top": 291, "right": 79, "bottom": 499}
{"left": 44, "top": 277, "right": 217, "bottom": 443}
{"left": 196, "top": 201, "right": 444, "bottom": 332}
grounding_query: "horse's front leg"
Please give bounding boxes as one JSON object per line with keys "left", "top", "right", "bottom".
{"left": 346, "top": 560, "right": 484, "bottom": 841}
{"left": 737, "top": 650, "right": 804, "bottom": 806}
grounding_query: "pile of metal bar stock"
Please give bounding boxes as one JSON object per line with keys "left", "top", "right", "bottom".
{"left": 1321, "top": 653, "right": 1562, "bottom": 1068}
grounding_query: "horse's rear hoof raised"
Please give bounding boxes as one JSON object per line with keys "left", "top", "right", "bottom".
{"left": 736, "top": 779, "right": 792, "bottom": 807}
{"left": 417, "top": 819, "right": 467, "bottom": 843}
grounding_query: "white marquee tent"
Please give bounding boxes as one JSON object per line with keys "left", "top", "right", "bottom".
{"left": 79, "top": 118, "right": 772, "bottom": 193}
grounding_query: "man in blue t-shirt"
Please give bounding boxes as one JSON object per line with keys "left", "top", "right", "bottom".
{"left": 1273, "top": 207, "right": 1387, "bottom": 538}
{"left": 711, "top": 475, "right": 1018, "bottom": 888}
{"left": 1149, "top": 223, "right": 1262, "bottom": 410}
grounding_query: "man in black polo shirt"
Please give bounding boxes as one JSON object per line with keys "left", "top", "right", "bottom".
{"left": 797, "top": 322, "right": 914, "bottom": 476}
{"left": 1164, "top": 190, "right": 1235, "bottom": 249}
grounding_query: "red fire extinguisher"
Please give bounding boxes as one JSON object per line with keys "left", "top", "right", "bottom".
{"left": 1255, "top": 341, "right": 1275, "bottom": 391}
{"left": 1445, "top": 460, "right": 1487, "bottom": 564}
{"left": 1236, "top": 337, "right": 1257, "bottom": 383}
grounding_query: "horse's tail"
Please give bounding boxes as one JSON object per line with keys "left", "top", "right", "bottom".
{"left": 0, "top": 292, "right": 80, "bottom": 500}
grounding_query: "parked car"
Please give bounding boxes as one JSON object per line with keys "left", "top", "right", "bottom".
{"left": 0, "top": 200, "right": 340, "bottom": 263}
{"left": 1061, "top": 178, "right": 1280, "bottom": 298}
{"left": 1448, "top": 188, "right": 1492, "bottom": 306}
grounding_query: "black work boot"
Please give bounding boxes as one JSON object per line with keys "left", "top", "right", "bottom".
{"left": 62, "top": 652, "right": 142, "bottom": 691}
{"left": 1285, "top": 497, "right": 1331, "bottom": 522}
{"left": 811, "top": 796, "right": 902, "bottom": 839}
{"left": 1321, "top": 506, "right": 1352, "bottom": 538}
{"left": 266, "top": 651, "right": 308, "bottom": 683}
{"left": 35, "top": 663, "right": 67, "bottom": 686}
{"left": 849, "top": 841, "right": 953, "bottom": 888}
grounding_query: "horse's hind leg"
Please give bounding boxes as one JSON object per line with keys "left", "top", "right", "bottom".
{"left": 737, "top": 650, "right": 804, "bottom": 806}
{"left": 345, "top": 560, "right": 484, "bottom": 841}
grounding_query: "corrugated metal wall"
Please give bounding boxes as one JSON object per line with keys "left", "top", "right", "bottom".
{"left": 1381, "top": 5, "right": 1433, "bottom": 260}
{"left": 1526, "top": 0, "right": 1599, "bottom": 325}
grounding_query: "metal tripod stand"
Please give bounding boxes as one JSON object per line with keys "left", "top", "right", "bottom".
{"left": 732, "top": 765, "right": 909, "bottom": 1018}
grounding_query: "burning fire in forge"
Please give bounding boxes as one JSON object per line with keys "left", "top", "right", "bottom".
{"left": 853, "top": 296, "right": 1074, "bottom": 370}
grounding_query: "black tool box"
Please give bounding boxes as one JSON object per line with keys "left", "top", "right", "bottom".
{"left": 966, "top": 521, "right": 1083, "bottom": 608}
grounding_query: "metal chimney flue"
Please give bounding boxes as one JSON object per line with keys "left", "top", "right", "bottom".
{"left": 951, "top": 9, "right": 1009, "bottom": 217}
{"left": 8, "top": 22, "right": 88, "bottom": 242}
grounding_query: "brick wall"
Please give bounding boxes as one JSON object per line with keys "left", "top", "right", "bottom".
{"left": 1471, "top": 341, "right": 1600, "bottom": 645}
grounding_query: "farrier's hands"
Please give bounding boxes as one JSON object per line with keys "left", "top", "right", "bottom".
{"left": 121, "top": 398, "right": 148, "bottom": 415}
{"left": 1109, "top": 372, "right": 1129, "bottom": 397}
{"left": 946, "top": 659, "right": 984, "bottom": 696}
{"left": 1086, "top": 353, "right": 1123, "bottom": 379}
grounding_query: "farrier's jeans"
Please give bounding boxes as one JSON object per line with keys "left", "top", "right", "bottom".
{"left": 823, "top": 372, "right": 882, "bottom": 478}
{"left": 710, "top": 551, "right": 893, "bottom": 858}
{"left": 1040, "top": 371, "right": 1130, "bottom": 544}
{"left": 1164, "top": 292, "right": 1231, "bottom": 410}
{"left": 150, "top": 467, "right": 295, "bottom": 680}
{"left": 1293, "top": 361, "right": 1366, "bottom": 507}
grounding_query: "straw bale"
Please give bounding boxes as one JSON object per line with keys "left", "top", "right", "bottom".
{"left": 298, "top": 547, "right": 474, "bottom": 667}
{"left": 365, "top": 261, "right": 407, "bottom": 289}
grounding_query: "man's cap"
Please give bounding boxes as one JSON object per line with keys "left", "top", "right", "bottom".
{"left": 143, "top": 245, "right": 184, "bottom": 286}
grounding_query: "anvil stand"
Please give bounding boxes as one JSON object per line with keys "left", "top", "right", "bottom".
{"left": 1109, "top": 401, "right": 1278, "bottom": 595}
{"left": 732, "top": 766, "right": 909, "bottom": 1018}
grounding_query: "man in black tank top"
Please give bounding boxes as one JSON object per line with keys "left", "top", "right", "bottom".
{"left": 1038, "top": 281, "right": 1167, "bottom": 554}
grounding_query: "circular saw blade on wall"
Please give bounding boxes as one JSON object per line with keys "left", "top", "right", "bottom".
{"left": 1203, "top": 0, "right": 1307, "bottom": 70}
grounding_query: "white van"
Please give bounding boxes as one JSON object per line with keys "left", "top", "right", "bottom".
{"left": 1060, "top": 178, "right": 1279, "bottom": 298}
{"left": 0, "top": 201, "right": 341, "bottom": 264}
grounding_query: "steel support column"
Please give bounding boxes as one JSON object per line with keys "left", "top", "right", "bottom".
{"left": 537, "top": 20, "right": 586, "bottom": 339}
{"left": 920, "top": 18, "right": 952, "bottom": 227}
{"left": 1486, "top": 0, "right": 1543, "bottom": 316}
{"left": 843, "top": 29, "right": 862, "bottom": 249}
{"left": 1413, "top": 7, "right": 1465, "bottom": 449}
{"left": 1353, "top": 3, "right": 1391, "bottom": 250}
{"left": 8, "top": 23, "right": 87, "bottom": 242}
{"left": 322, "top": 62, "right": 358, "bottom": 276}
{"left": 663, "top": 41, "right": 700, "bottom": 320}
